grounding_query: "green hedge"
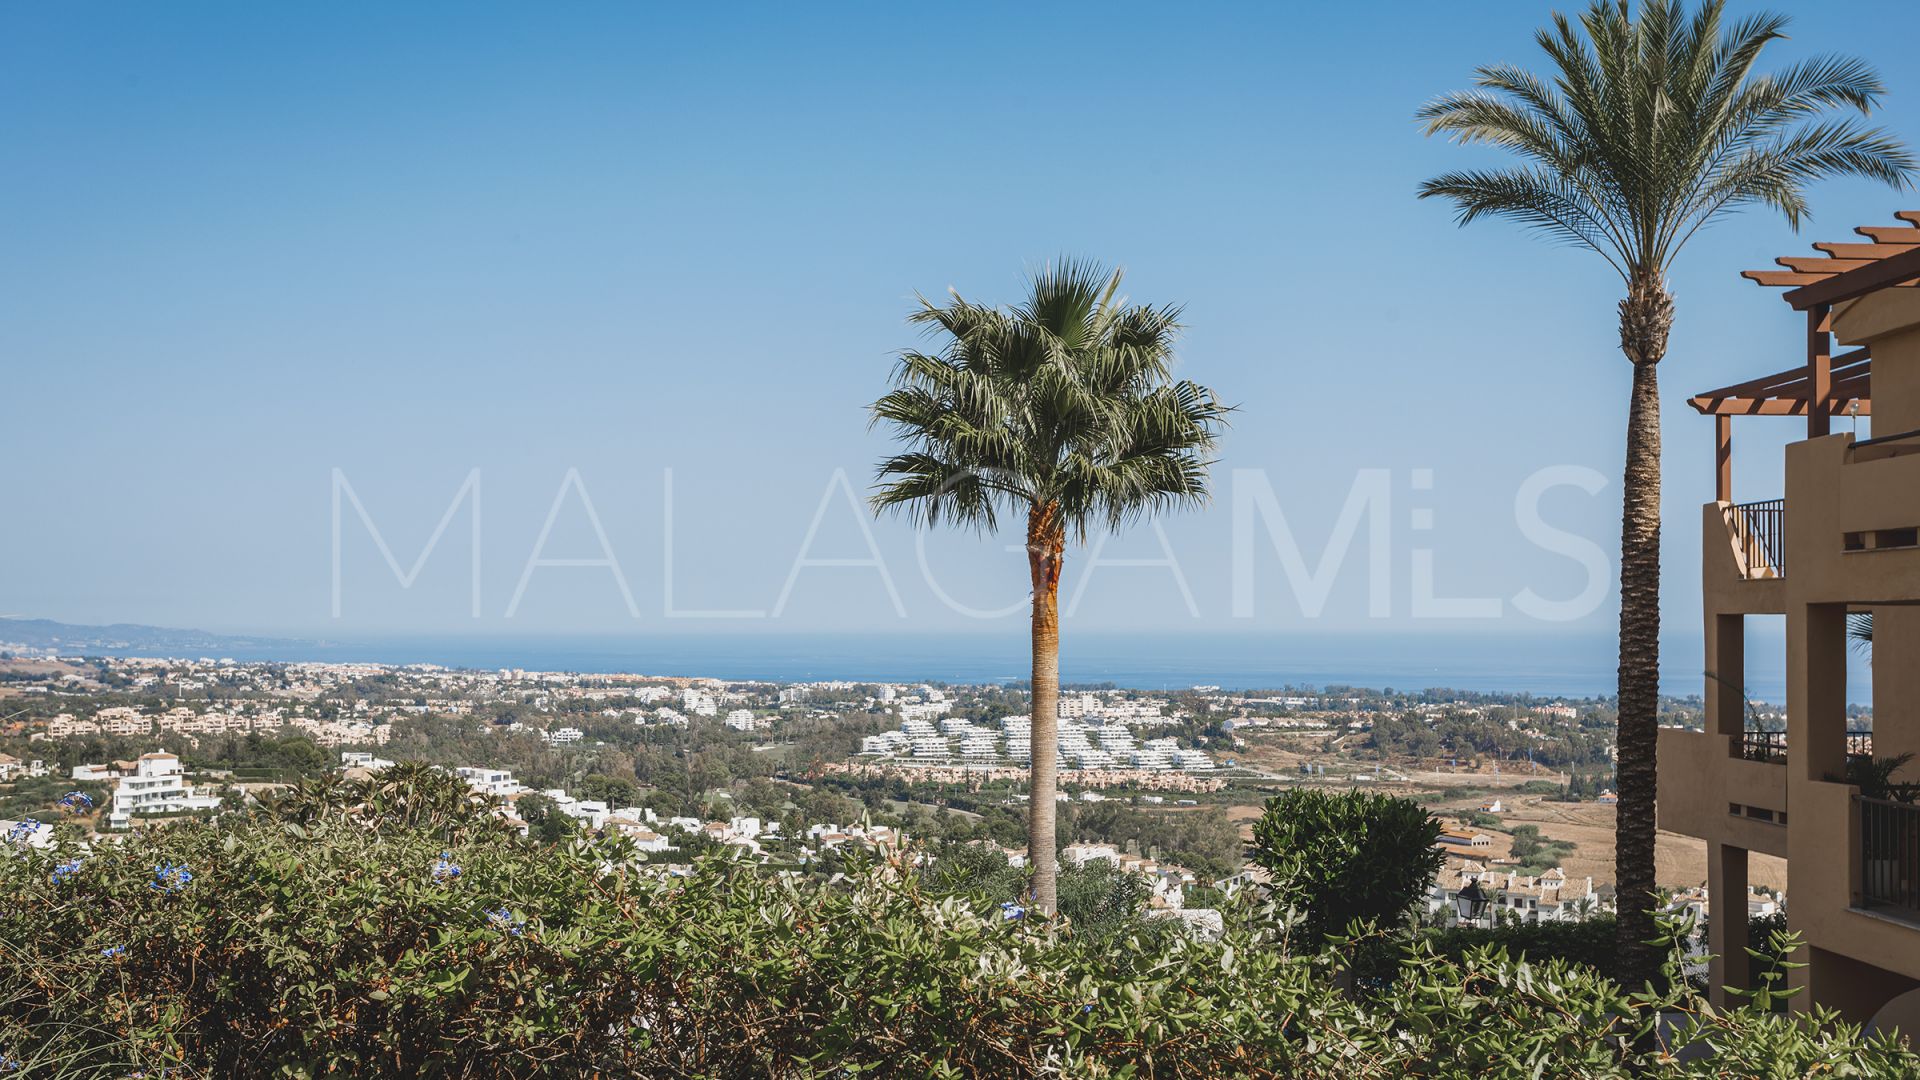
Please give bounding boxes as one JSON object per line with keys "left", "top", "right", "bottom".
{"left": 1, "top": 800, "right": 1914, "bottom": 1077}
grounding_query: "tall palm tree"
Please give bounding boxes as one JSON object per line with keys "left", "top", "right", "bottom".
{"left": 870, "top": 260, "right": 1228, "bottom": 913}
{"left": 1419, "top": 0, "right": 1912, "bottom": 984}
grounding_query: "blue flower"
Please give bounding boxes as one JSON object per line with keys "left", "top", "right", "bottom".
{"left": 4, "top": 818, "right": 41, "bottom": 846}
{"left": 0, "top": 1050, "right": 19, "bottom": 1072}
{"left": 149, "top": 862, "right": 193, "bottom": 892}
{"left": 50, "top": 858, "right": 83, "bottom": 885}
{"left": 431, "top": 852, "right": 463, "bottom": 884}
{"left": 58, "top": 791, "right": 94, "bottom": 813}
{"left": 999, "top": 901, "right": 1026, "bottom": 921}
{"left": 486, "top": 906, "right": 526, "bottom": 936}
{"left": 101, "top": 945, "right": 126, "bottom": 959}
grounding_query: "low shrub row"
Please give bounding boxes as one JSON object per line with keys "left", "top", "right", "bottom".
{"left": 0, "top": 790, "right": 1913, "bottom": 1077}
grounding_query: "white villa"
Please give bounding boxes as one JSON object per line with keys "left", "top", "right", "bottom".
{"left": 107, "top": 751, "right": 222, "bottom": 830}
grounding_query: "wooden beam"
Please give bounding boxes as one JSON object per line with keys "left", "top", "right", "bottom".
{"left": 1689, "top": 349, "right": 1870, "bottom": 402}
{"left": 1688, "top": 397, "right": 1868, "bottom": 417}
{"left": 1716, "top": 414, "right": 1732, "bottom": 502}
{"left": 1784, "top": 245, "right": 1920, "bottom": 308}
{"left": 1813, "top": 242, "right": 1920, "bottom": 258}
{"left": 1742, "top": 270, "right": 1835, "bottom": 286}
{"left": 1856, "top": 226, "right": 1920, "bottom": 243}
{"left": 1777, "top": 256, "right": 1874, "bottom": 272}
{"left": 1895, "top": 211, "right": 1920, "bottom": 228}
{"left": 1809, "top": 305, "right": 1832, "bottom": 438}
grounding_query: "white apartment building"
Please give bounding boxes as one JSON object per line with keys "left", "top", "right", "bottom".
{"left": 455, "top": 766, "right": 521, "bottom": 797}
{"left": 1172, "top": 748, "right": 1215, "bottom": 771}
{"left": 543, "top": 727, "right": 584, "bottom": 746}
{"left": 725, "top": 709, "right": 758, "bottom": 733}
{"left": 1058, "top": 693, "right": 1102, "bottom": 720}
{"left": 860, "top": 731, "right": 907, "bottom": 756}
{"left": 96, "top": 706, "right": 151, "bottom": 737}
{"left": 682, "top": 689, "right": 718, "bottom": 717}
{"left": 108, "top": 752, "right": 221, "bottom": 830}
{"left": 897, "top": 700, "right": 948, "bottom": 723}
{"left": 960, "top": 732, "right": 1000, "bottom": 758}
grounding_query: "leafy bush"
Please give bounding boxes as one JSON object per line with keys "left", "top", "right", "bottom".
{"left": 1249, "top": 789, "right": 1444, "bottom": 946}
{"left": 1425, "top": 917, "right": 1621, "bottom": 981}
{"left": 2, "top": 776, "right": 1915, "bottom": 1078}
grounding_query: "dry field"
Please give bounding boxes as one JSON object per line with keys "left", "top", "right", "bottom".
{"left": 1444, "top": 794, "right": 1789, "bottom": 892}
{"left": 1220, "top": 732, "right": 1789, "bottom": 893}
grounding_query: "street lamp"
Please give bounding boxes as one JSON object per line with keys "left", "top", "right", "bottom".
{"left": 1455, "top": 880, "right": 1490, "bottom": 926}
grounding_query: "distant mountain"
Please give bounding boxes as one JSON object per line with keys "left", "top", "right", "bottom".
{"left": 0, "top": 617, "right": 305, "bottom": 655}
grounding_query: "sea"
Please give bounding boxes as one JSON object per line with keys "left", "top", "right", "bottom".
{"left": 87, "top": 628, "right": 1856, "bottom": 704}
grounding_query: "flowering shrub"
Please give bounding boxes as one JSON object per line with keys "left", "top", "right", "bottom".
{"left": 0, "top": 799, "right": 1914, "bottom": 1077}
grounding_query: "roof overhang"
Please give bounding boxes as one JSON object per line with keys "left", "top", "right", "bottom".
{"left": 1688, "top": 348, "right": 1870, "bottom": 416}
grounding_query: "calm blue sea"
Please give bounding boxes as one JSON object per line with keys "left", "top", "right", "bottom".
{"left": 103, "top": 629, "right": 1851, "bottom": 704}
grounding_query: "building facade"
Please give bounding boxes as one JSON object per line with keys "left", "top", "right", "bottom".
{"left": 1659, "top": 211, "right": 1920, "bottom": 1025}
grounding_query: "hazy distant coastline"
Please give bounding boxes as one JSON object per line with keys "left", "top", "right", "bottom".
{"left": 2, "top": 616, "right": 1842, "bottom": 703}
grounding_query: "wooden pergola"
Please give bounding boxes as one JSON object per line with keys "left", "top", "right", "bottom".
{"left": 1691, "top": 210, "right": 1920, "bottom": 500}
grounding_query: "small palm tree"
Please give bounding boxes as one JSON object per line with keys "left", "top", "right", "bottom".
{"left": 1849, "top": 611, "right": 1873, "bottom": 652}
{"left": 1419, "top": 0, "right": 1913, "bottom": 984}
{"left": 870, "top": 260, "right": 1228, "bottom": 913}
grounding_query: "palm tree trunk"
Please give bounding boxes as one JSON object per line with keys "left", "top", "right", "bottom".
{"left": 1027, "top": 501, "right": 1065, "bottom": 915}
{"left": 1614, "top": 277, "right": 1671, "bottom": 987}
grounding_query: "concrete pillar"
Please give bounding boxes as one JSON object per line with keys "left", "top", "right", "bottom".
{"left": 1706, "top": 613, "right": 1746, "bottom": 742}
{"left": 1808, "top": 306, "right": 1832, "bottom": 440}
{"left": 1869, "top": 607, "right": 1920, "bottom": 772}
{"left": 1792, "top": 602, "right": 1850, "bottom": 784}
{"left": 1708, "top": 843, "right": 1750, "bottom": 1008}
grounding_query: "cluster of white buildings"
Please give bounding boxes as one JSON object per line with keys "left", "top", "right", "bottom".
{"left": 861, "top": 713, "right": 1213, "bottom": 771}
{"left": 0, "top": 753, "right": 48, "bottom": 781}
{"left": 69, "top": 751, "right": 225, "bottom": 830}
{"left": 1061, "top": 841, "right": 1199, "bottom": 907}
{"left": 1427, "top": 861, "right": 1611, "bottom": 925}
{"left": 40, "top": 703, "right": 390, "bottom": 749}
{"left": 429, "top": 761, "right": 773, "bottom": 856}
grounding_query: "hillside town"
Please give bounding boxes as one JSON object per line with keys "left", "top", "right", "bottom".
{"left": 0, "top": 649, "right": 1748, "bottom": 936}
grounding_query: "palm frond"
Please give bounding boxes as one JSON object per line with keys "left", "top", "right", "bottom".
{"left": 870, "top": 261, "right": 1228, "bottom": 543}
{"left": 1419, "top": 0, "right": 1915, "bottom": 282}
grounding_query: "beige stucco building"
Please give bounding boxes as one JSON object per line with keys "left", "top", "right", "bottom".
{"left": 1659, "top": 210, "right": 1920, "bottom": 1024}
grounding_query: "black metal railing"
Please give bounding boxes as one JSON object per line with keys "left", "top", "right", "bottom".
{"left": 1848, "top": 730, "right": 1875, "bottom": 759}
{"left": 1860, "top": 796, "right": 1920, "bottom": 918}
{"left": 1848, "top": 426, "right": 1920, "bottom": 462}
{"left": 1740, "top": 729, "right": 1788, "bottom": 762}
{"left": 1729, "top": 498, "right": 1786, "bottom": 577}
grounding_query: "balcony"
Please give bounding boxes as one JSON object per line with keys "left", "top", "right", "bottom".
{"left": 1739, "top": 729, "right": 1788, "bottom": 763}
{"left": 1848, "top": 426, "right": 1920, "bottom": 464}
{"left": 1726, "top": 499, "right": 1786, "bottom": 579}
{"left": 1860, "top": 796, "right": 1920, "bottom": 923}
{"left": 1734, "top": 728, "right": 1873, "bottom": 766}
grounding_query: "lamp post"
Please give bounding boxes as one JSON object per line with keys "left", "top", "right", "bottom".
{"left": 1455, "top": 880, "right": 1490, "bottom": 928}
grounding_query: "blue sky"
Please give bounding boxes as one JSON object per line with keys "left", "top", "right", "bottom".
{"left": 0, "top": 1, "right": 1913, "bottom": 685}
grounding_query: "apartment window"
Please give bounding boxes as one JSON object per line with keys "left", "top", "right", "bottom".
{"left": 1880, "top": 528, "right": 1919, "bottom": 550}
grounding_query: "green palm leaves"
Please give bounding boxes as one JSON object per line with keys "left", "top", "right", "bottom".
{"left": 869, "top": 259, "right": 1228, "bottom": 536}
{"left": 1418, "top": 0, "right": 1913, "bottom": 282}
